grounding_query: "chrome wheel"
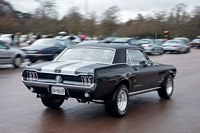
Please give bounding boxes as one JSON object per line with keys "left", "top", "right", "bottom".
{"left": 117, "top": 89, "right": 128, "bottom": 112}
{"left": 158, "top": 75, "right": 174, "bottom": 99}
{"left": 105, "top": 84, "right": 129, "bottom": 117}
{"left": 166, "top": 78, "right": 173, "bottom": 95}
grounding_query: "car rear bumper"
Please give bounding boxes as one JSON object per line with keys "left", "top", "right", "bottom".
{"left": 22, "top": 78, "right": 97, "bottom": 98}
{"left": 26, "top": 54, "right": 52, "bottom": 60}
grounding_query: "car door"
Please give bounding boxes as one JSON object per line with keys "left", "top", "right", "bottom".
{"left": 0, "top": 42, "right": 13, "bottom": 64}
{"left": 127, "top": 49, "right": 159, "bottom": 92}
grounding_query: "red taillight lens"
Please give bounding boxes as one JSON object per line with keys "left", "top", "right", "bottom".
{"left": 81, "top": 76, "right": 93, "bottom": 86}
{"left": 37, "top": 50, "right": 43, "bottom": 54}
{"left": 26, "top": 71, "right": 38, "bottom": 81}
{"left": 173, "top": 45, "right": 177, "bottom": 47}
{"left": 148, "top": 44, "right": 152, "bottom": 47}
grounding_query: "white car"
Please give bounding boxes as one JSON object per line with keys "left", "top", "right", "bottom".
{"left": 162, "top": 39, "right": 190, "bottom": 53}
{"left": 0, "top": 40, "right": 26, "bottom": 68}
{"left": 0, "top": 34, "right": 12, "bottom": 44}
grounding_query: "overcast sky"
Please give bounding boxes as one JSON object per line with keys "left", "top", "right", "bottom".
{"left": 5, "top": 0, "right": 199, "bottom": 22}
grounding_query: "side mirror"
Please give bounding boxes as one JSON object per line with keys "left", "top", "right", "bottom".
{"left": 139, "top": 61, "right": 148, "bottom": 67}
{"left": 147, "top": 60, "right": 154, "bottom": 66}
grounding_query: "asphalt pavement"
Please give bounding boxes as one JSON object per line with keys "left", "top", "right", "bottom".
{"left": 0, "top": 49, "right": 200, "bottom": 133}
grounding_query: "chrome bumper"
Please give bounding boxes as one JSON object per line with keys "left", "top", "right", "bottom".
{"left": 22, "top": 79, "right": 97, "bottom": 91}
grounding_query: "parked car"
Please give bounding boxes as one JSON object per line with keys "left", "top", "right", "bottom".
{"left": 21, "top": 38, "right": 73, "bottom": 63}
{"left": 0, "top": 34, "right": 12, "bottom": 44}
{"left": 139, "top": 39, "right": 164, "bottom": 54}
{"left": 111, "top": 37, "right": 144, "bottom": 50}
{"left": 22, "top": 43, "right": 177, "bottom": 117}
{"left": 19, "top": 35, "right": 28, "bottom": 43}
{"left": 162, "top": 39, "right": 190, "bottom": 53}
{"left": 0, "top": 40, "right": 25, "bottom": 68}
{"left": 62, "top": 35, "right": 81, "bottom": 44}
{"left": 173, "top": 37, "right": 190, "bottom": 45}
{"left": 188, "top": 39, "right": 200, "bottom": 48}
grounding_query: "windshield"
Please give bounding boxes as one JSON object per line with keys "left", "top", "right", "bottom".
{"left": 0, "top": 34, "right": 11, "bottom": 38}
{"left": 192, "top": 39, "right": 200, "bottom": 42}
{"left": 112, "top": 38, "right": 130, "bottom": 43}
{"left": 32, "top": 39, "right": 56, "bottom": 46}
{"left": 165, "top": 40, "right": 180, "bottom": 44}
{"left": 140, "top": 40, "right": 151, "bottom": 44}
{"left": 57, "top": 48, "right": 115, "bottom": 64}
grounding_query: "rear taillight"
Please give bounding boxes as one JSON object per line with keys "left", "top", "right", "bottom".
{"left": 148, "top": 44, "right": 152, "bottom": 47}
{"left": 37, "top": 50, "right": 43, "bottom": 54}
{"left": 26, "top": 71, "right": 38, "bottom": 81}
{"left": 81, "top": 76, "right": 93, "bottom": 86}
{"left": 173, "top": 45, "right": 177, "bottom": 47}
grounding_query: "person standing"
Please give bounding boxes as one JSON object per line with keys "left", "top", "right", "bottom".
{"left": 11, "top": 33, "right": 15, "bottom": 46}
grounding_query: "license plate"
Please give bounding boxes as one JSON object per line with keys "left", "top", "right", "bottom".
{"left": 51, "top": 86, "right": 65, "bottom": 95}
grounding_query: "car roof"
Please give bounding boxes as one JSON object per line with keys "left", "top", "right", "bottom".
{"left": 71, "top": 43, "right": 141, "bottom": 50}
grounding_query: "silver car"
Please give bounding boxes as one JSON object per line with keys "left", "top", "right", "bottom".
{"left": 0, "top": 41, "right": 26, "bottom": 68}
{"left": 162, "top": 39, "right": 190, "bottom": 53}
{"left": 139, "top": 39, "right": 164, "bottom": 55}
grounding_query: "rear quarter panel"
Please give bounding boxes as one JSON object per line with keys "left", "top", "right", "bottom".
{"left": 92, "top": 64, "right": 135, "bottom": 100}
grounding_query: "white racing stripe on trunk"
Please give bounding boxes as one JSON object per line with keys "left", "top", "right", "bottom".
{"left": 61, "top": 62, "right": 95, "bottom": 74}
{"left": 41, "top": 63, "right": 65, "bottom": 72}
{"left": 40, "top": 61, "right": 76, "bottom": 72}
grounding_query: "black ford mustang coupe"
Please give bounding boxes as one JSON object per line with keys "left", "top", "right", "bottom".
{"left": 22, "top": 43, "right": 177, "bottom": 117}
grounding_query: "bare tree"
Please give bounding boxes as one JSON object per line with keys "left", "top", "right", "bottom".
{"left": 34, "top": 0, "right": 58, "bottom": 18}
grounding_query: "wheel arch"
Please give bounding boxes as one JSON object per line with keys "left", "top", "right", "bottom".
{"left": 115, "top": 77, "right": 130, "bottom": 92}
{"left": 166, "top": 70, "right": 176, "bottom": 78}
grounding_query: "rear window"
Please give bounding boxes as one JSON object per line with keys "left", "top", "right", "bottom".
{"left": 57, "top": 48, "right": 115, "bottom": 64}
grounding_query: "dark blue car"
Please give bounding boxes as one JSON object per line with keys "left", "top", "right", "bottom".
{"left": 21, "top": 38, "right": 73, "bottom": 63}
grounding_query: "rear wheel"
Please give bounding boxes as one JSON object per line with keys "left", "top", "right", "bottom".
{"left": 105, "top": 84, "right": 129, "bottom": 117}
{"left": 158, "top": 75, "right": 174, "bottom": 99}
{"left": 41, "top": 96, "right": 65, "bottom": 109}
{"left": 13, "top": 55, "right": 22, "bottom": 68}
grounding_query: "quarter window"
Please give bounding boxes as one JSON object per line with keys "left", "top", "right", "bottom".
{"left": 127, "top": 49, "right": 148, "bottom": 66}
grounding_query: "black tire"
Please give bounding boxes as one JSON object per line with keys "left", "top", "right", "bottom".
{"left": 151, "top": 49, "right": 155, "bottom": 55}
{"left": 160, "top": 49, "right": 164, "bottom": 55}
{"left": 158, "top": 75, "right": 174, "bottom": 99}
{"left": 105, "top": 84, "right": 129, "bottom": 117}
{"left": 30, "top": 58, "right": 37, "bottom": 63}
{"left": 13, "top": 55, "right": 22, "bottom": 68}
{"left": 41, "top": 96, "right": 65, "bottom": 109}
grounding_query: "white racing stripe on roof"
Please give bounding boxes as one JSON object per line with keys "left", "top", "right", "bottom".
{"left": 61, "top": 62, "right": 95, "bottom": 74}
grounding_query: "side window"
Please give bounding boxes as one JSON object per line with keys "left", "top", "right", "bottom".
{"left": 130, "top": 40, "right": 139, "bottom": 45}
{"left": 57, "top": 40, "right": 66, "bottom": 46}
{"left": 0, "top": 42, "right": 7, "bottom": 49}
{"left": 127, "top": 49, "right": 148, "bottom": 66}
